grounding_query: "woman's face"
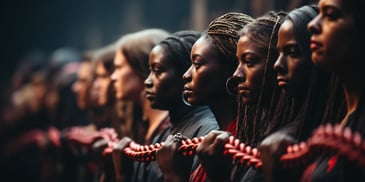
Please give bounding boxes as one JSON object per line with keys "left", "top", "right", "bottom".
{"left": 274, "top": 20, "right": 312, "bottom": 97}
{"left": 183, "top": 36, "right": 228, "bottom": 105}
{"left": 111, "top": 50, "right": 144, "bottom": 102}
{"left": 72, "top": 61, "right": 92, "bottom": 110}
{"left": 91, "top": 62, "right": 112, "bottom": 106}
{"left": 307, "top": 0, "right": 356, "bottom": 72}
{"left": 233, "top": 35, "right": 267, "bottom": 105}
{"left": 144, "top": 45, "right": 184, "bottom": 110}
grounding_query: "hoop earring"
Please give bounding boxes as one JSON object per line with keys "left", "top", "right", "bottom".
{"left": 181, "top": 92, "right": 192, "bottom": 106}
{"left": 226, "top": 77, "right": 238, "bottom": 96}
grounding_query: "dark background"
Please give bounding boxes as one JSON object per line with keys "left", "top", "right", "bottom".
{"left": 1, "top": 0, "right": 315, "bottom": 94}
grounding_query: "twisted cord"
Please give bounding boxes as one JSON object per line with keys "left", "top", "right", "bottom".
{"left": 121, "top": 124, "right": 365, "bottom": 170}
{"left": 122, "top": 135, "right": 261, "bottom": 168}
{"left": 280, "top": 124, "right": 365, "bottom": 169}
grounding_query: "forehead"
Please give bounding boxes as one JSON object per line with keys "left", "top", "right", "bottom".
{"left": 319, "top": 0, "right": 344, "bottom": 7}
{"left": 150, "top": 45, "right": 174, "bottom": 66}
{"left": 237, "top": 35, "right": 267, "bottom": 55}
{"left": 115, "top": 50, "right": 127, "bottom": 64}
{"left": 277, "top": 20, "right": 295, "bottom": 43}
{"left": 96, "top": 62, "right": 107, "bottom": 72}
{"left": 191, "top": 36, "right": 216, "bottom": 57}
{"left": 279, "top": 20, "right": 294, "bottom": 33}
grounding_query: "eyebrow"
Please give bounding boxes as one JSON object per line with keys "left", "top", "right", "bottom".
{"left": 191, "top": 54, "right": 203, "bottom": 61}
{"left": 278, "top": 43, "right": 298, "bottom": 51}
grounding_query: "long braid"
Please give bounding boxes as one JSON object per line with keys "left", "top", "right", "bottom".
{"left": 237, "top": 11, "right": 286, "bottom": 147}
{"left": 205, "top": 12, "right": 254, "bottom": 73}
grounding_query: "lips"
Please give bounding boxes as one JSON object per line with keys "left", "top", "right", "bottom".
{"left": 277, "top": 76, "right": 288, "bottom": 87}
{"left": 237, "top": 85, "right": 249, "bottom": 96}
{"left": 183, "top": 85, "right": 192, "bottom": 97}
{"left": 145, "top": 91, "right": 155, "bottom": 100}
{"left": 310, "top": 39, "right": 322, "bottom": 52}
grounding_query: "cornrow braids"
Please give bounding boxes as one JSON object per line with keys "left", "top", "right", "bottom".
{"left": 237, "top": 11, "right": 287, "bottom": 147}
{"left": 158, "top": 30, "right": 201, "bottom": 75}
{"left": 205, "top": 12, "right": 254, "bottom": 72}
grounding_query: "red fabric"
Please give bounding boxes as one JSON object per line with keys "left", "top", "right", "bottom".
{"left": 189, "top": 119, "right": 237, "bottom": 182}
{"left": 226, "top": 118, "right": 237, "bottom": 137}
{"left": 190, "top": 164, "right": 207, "bottom": 182}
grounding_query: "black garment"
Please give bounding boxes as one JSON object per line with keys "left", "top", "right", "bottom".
{"left": 301, "top": 93, "right": 365, "bottom": 181}
{"left": 131, "top": 106, "right": 219, "bottom": 182}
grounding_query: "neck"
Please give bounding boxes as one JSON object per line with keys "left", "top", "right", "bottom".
{"left": 140, "top": 97, "right": 169, "bottom": 142}
{"left": 209, "top": 94, "right": 237, "bottom": 130}
{"left": 340, "top": 69, "right": 365, "bottom": 125}
{"left": 168, "top": 101, "right": 194, "bottom": 125}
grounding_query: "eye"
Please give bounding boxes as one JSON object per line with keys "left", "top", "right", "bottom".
{"left": 323, "top": 7, "right": 341, "bottom": 20}
{"left": 243, "top": 55, "right": 255, "bottom": 67}
{"left": 152, "top": 68, "right": 162, "bottom": 76}
{"left": 284, "top": 46, "right": 301, "bottom": 58}
{"left": 193, "top": 61, "right": 202, "bottom": 69}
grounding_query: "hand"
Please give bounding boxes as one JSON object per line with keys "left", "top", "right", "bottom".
{"left": 64, "top": 126, "right": 102, "bottom": 146}
{"left": 111, "top": 137, "right": 134, "bottom": 182}
{"left": 99, "top": 127, "right": 118, "bottom": 143}
{"left": 156, "top": 134, "right": 191, "bottom": 182}
{"left": 258, "top": 132, "right": 296, "bottom": 182}
{"left": 195, "top": 130, "right": 232, "bottom": 182}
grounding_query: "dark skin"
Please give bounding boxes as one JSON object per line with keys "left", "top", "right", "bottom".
{"left": 146, "top": 44, "right": 197, "bottom": 181}
{"left": 183, "top": 35, "right": 237, "bottom": 131}
{"left": 232, "top": 34, "right": 268, "bottom": 105}
{"left": 259, "top": 18, "right": 313, "bottom": 182}
{"left": 182, "top": 35, "right": 238, "bottom": 181}
{"left": 308, "top": 0, "right": 363, "bottom": 125}
{"left": 274, "top": 20, "right": 312, "bottom": 98}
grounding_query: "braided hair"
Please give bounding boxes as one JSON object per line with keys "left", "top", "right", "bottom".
{"left": 204, "top": 12, "right": 254, "bottom": 74}
{"left": 237, "top": 11, "right": 287, "bottom": 147}
{"left": 271, "top": 5, "right": 346, "bottom": 142}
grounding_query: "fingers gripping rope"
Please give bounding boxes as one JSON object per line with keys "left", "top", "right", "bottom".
{"left": 280, "top": 124, "right": 365, "bottom": 169}
{"left": 119, "top": 124, "right": 365, "bottom": 170}
{"left": 122, "top": 135, "right": 262, "bottom": 168}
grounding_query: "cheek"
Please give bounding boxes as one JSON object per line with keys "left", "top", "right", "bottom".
{"left": 247, "top": 68, "right": 264, "bottom": 88}
{"left": 194, "top": 71, "right": 222, "bottom": 95}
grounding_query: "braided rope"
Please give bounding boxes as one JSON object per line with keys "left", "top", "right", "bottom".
{"left": 120, "top": 124, "right": 365, "bottom": 170}
{"left": 280, "top": 124, "right": 365, "bottom": 169}
{"left": 122, "top": 135, "right": 261, "bottom": 168}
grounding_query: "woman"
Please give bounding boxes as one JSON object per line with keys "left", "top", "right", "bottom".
{"left": 228, "top": 11, "right": 288, "bottom": 181}
{"left": 299, "top": 0, "right": 365, "bottom": 180}
{"left": 109, "top": 29, "right": 170, "bottom": 182}
{"left": 155, "top": 12, "right": 254, "bottom": 182}
{"left": 142, "top": 30, "right": 219, "bottom": 182}
{"left": 111, "top": 28, "right": 170, "bottom": 145}
{"left": 89, "top": 44, "right": 116, "bottom": 130}
{"left": 258, "top": 5, "right": 345, "bottom": 182}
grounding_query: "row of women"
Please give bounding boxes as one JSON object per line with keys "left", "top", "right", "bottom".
{"left": 1, "top": 0, "right": 364, "bottom": 181}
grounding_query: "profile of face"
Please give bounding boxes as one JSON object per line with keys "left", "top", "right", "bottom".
{"left": 182, "top": 36, "right": 229, "bottom": 105}
{"left": 233, "top": 35, "right": 267, "bottom": 105}
{"left": 72, "top": 61, "right": 92, "bottom": 110}
{"left": 307, "top": 0, "right": 357, "bottom": 72}
{"left": 144, "top": 45, "right": 184, "bottom": 109}
{"left": 90, "top": 62, "right": 112, "bottom": 106}
{"left": 274, "top": 20, "right": 312, "bottom": 97}
{"left": 111, "top": 50, "right": 145, "bottom": 101}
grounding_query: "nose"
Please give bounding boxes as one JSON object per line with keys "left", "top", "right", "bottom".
{"left": 231, "top": 64, "right": 245, "bottom": 82}
{"left": 72, "top": 81, "right": 79, "bottom": 93}
{"left": 182, "top": 66, "right": 193, "bottom": 82}
{"left": 273, "top": 54, "right": 286, "bottom": 74}
{"left": 111, "top": 70, "right": 117, "bottom": 81}
{"left": 307, "top": 15, "right": 321, "bottom": 35}
{"left": 144, "top": 73, "right": 153, "bottom": 88}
